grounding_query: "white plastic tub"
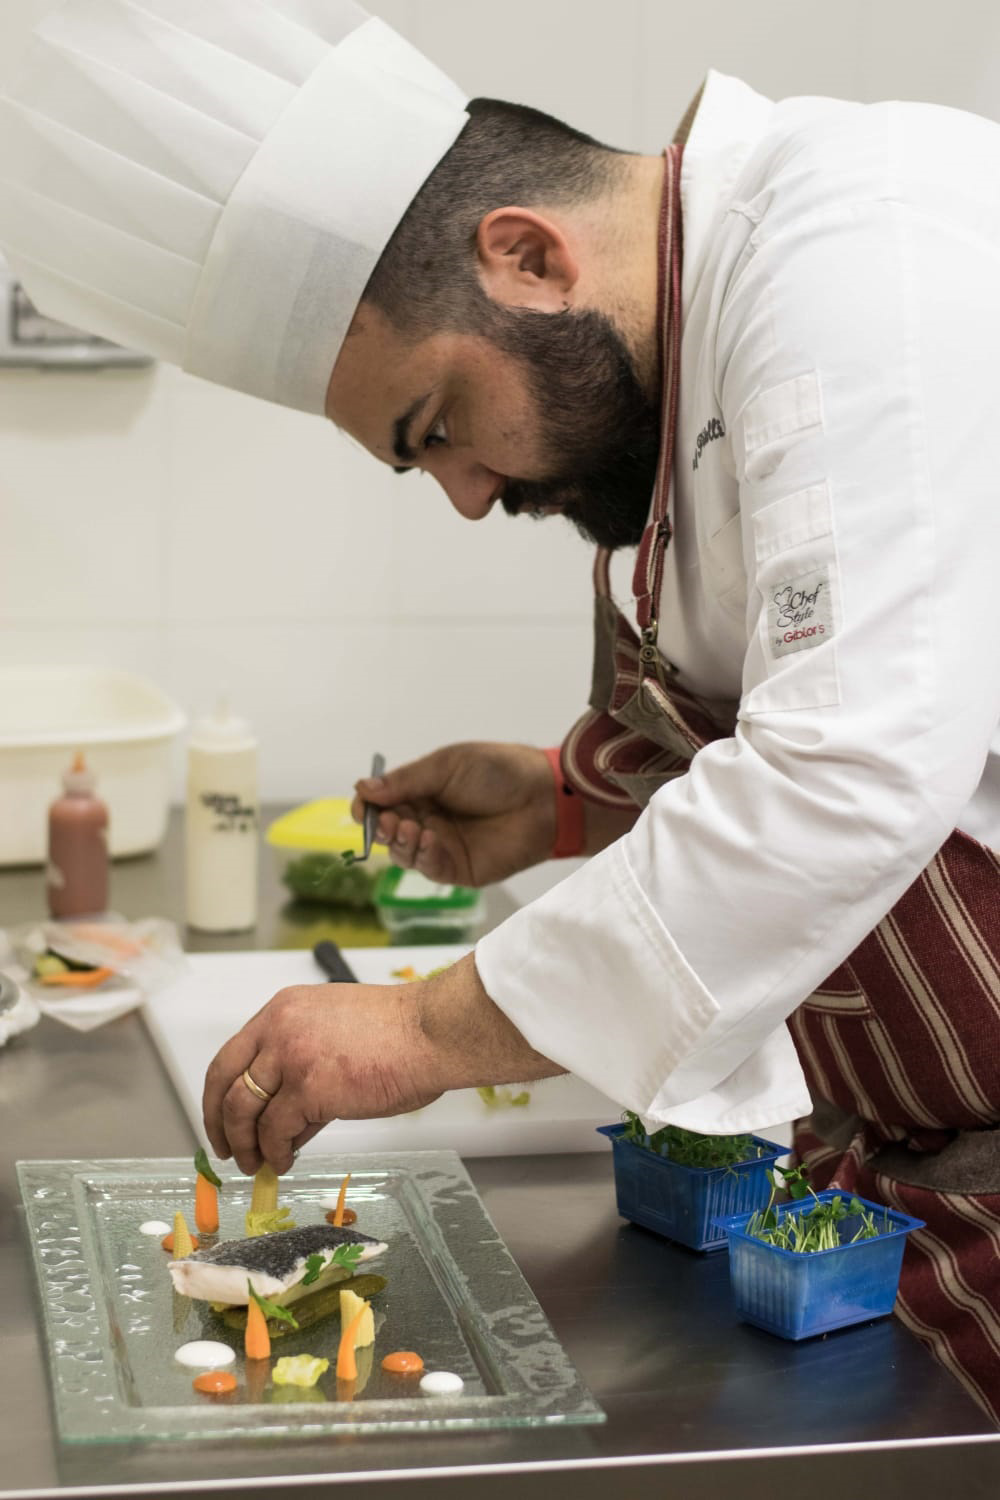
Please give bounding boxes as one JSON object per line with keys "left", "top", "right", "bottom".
{"left": 0, "top": 667, "right": 186, "bottom": 866}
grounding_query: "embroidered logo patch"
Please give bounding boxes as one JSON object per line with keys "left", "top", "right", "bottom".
{"left": 767, "top": 566, "right": 834, "bottom": 657}
{"left": 692, "top": 415, "right": 726, "bottom": 471}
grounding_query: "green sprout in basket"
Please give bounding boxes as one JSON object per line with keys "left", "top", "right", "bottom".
{"left": 744, "top": 1162, "right": 893, "bottom": 1253}
{"left": 620, "top": 1112, "right": 765, "bottom": 1170}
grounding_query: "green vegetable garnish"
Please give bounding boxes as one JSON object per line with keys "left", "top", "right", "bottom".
{"left": 33, "top": 953, "right": 70, "bottom": 979}
{"left": 33, "top": 948, "right": 96, "bottom": 977}
{"left": 215, "top": 1272, "right": 387, "bottom": 1335}
{"left": 742, "top": 1166, "right": 892, "bottom": 1253}
{"left": 620, "top": 1112, "right": 761, "bottom": 1169}
{"left": 330, "top": 1243, "right": 363, "bottom": 1272}
{"left": 247, "top": 1280, "right": 299, "bottom": 1330}
{"left": 282, "top": 852, "right": 377, "bottom": 909}
{"left": 301, "top": 1243, "right": 364, "bottom": 1287}
{"left": 245, "top": 1206, "right": 297, "bottom": 1237}
{"left": 301, "top": 1253, "right": 325, "bottom": 1287}
{"left": 193, "top": 1147, "right": 222, "bottom": 1189}
{"left": 478, "top": 1085, "right": 531, "bottom": 1110}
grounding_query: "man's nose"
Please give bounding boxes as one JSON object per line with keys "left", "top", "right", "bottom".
{"left": 432, "top": 457, "right": 502, "bottom": 521}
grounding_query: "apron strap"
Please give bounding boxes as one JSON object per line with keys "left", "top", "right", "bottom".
{"left": 631, "top": 143, "right": 684, "bottom": 644}
{"left": 593, "top": 547, "right": 612, "bottom": 599}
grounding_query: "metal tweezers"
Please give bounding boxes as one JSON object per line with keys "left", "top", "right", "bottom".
{"left": 341, "top": 751, "right": 385, "bottom": 865}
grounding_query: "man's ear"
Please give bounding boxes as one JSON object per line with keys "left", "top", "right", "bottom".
{"left": 476, "top": 207, "right": 579, "bottom": 312}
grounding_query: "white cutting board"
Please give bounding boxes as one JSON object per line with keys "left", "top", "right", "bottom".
{"left": 144, "top": 947, "right": 621, "bottom": 1156}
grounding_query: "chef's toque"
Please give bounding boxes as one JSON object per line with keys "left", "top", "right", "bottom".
{"left": 0, "top": 1, "right": 468, "bottom": 413}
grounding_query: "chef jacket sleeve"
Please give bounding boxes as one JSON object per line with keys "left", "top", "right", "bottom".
{"left": 475, "top": 190, "right": 1000, "bottom": 1132}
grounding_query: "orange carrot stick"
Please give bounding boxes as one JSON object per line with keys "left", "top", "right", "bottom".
{"left": 332, "top": 1173, "right": 351, "bottom": 1228}
{"left": 39, "top": 966, "right": 115, "bottom": 989}
{"left": 336, "top": 1302, "right": 369, "bottom": 1381}
{"left": 245, "top": 1294, "right": 271, "bottom": 1362}
{"left": 194, "top": 1172, "right": 219, "bottom": 1235}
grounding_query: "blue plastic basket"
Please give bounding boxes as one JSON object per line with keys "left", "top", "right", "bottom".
{"left": 713, "top": 1190, "right": 925, "bottom": 1340}
{"left": 597, "top": 1123, "right": 787, "bottom": 1252}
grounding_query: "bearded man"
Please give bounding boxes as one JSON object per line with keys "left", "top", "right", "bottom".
{"left": 3, "top": 1, "right": 999, "bottom": 1420}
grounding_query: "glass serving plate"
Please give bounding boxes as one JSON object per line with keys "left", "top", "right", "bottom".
{"left": 17, "top": 1152, "right": 604, "bottom": 1444}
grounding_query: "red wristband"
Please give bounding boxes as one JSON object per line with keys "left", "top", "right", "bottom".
{"left": 543, "top": 746, "right": 585, "bottom": 859}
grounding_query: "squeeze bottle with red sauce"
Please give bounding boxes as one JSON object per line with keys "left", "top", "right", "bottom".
{"left": 46, "top": 752, "right": 110, "bottom": 917}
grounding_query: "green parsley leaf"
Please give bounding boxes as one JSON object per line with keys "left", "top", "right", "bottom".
{"left": 301, "top": 1253, "right": 326, "bottom": 1287}
{"left": 329, "top": 1243, "right": 364, "bottom": 1272}
{"left": 247, "top": 1280, "right": 299, "bottom": 1329}
{"left": 193, "top": 1147, "right": 223, "bottom": 1189}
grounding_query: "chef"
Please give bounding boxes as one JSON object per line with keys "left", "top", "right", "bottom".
{"left": 3, "top": 1, "right": 999, "bottom": 1420}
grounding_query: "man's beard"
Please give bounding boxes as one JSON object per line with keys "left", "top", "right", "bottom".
{"left": 485, "top": 304, "right": 661, "bottom": 550}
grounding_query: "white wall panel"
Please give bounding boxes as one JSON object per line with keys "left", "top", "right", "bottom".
{"left": 160, "top": 618, "right": 591, "bottom": 800}
{"left": 0, "top": 368, "right": 169, "bottom": 624}
{"left": 163, "top": 369, "right": 393, "bottom": 625}
{"left": 2, "top": 0, "right": 998, "bottom": 807}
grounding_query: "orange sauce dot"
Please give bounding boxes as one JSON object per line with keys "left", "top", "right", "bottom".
{"left": 161, "top": 1232, "right": 200, "bottom": 1252}
{"left": 192, "top": 1370, "right": 237, "bottom": 1395}
{"left": 381, "top": 1351, "right": 424, "bottom": 1375}
{"left": 325, "top": 1207, "right": 357, "bottom": 1226}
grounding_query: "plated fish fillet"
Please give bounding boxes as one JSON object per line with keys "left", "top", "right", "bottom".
{"left": 168, "top": 1223, "right": 387, "bottom": 1306}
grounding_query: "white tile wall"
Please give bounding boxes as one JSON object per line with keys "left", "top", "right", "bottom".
{"left": 2, "top": 0, "right": 998, "bottom": 812}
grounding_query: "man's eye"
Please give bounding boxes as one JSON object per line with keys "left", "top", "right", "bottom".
{"left": 423, "top": 418, "right": 447, "bottom": 450}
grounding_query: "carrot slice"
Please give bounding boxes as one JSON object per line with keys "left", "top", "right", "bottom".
{"left": 193, "top": 1370, "right": 237, "bottom": 1395}
{"left": 245, "top": 1293, "right": 271, "bottom": 1362}
{"left": 195, "top": 1172, "right": 219, "bottom": 1235}
{"left": 332, "top": 1173, "right": 351, "bottom": 1228}
{"left": 335, "top": 1302, "right": 369, "bottom": 1381}
{"left": 39, "top": 965, "right": 115, "bottom": 989}
{"left": 161, "top": 1230, "right": 200, "bottom": 1253}
{"left": 325, "top": 1206, "right": 357, "bottom": 1226}
{"left": 381, "top": 1351, "right": 424, "bottom": 1374}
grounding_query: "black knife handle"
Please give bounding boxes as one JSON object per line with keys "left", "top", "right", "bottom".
{"left": 312, "top": 940, "right": 359, "bottom": 984}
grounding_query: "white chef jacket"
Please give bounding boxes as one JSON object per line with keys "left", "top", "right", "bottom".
{"left": 475, "top": 70, "right": 1000, "bottom": 1134}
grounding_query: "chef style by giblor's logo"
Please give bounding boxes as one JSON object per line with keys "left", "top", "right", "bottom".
{"left": 767, "top": 565, "right": 835, "bottom": 658}
{"left": 692, "top": 415, "right": 726, "bottom": 471}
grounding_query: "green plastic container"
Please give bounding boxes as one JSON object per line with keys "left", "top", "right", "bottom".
{"left": 373, "top": 866, "right": 483, "bottom": 943}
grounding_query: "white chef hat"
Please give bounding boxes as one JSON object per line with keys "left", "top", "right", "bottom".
{"left": 0, "top": 1, "right": 468, "bottom": 412}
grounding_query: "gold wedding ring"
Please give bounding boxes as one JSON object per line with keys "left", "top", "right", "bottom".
{"left": 242, "top": 1068, "right": 273, "bottom": 1103}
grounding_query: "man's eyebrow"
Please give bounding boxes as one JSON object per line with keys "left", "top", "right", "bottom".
{"left": 391, "top": 392, "right": 431, "bottom": 471}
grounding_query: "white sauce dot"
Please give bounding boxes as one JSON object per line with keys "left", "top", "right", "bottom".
{"left": 139, "top": 1220, "right": 172, "bottom": 1236}
{"left": 174, "top": 1341, "right": 236, "bottom": 1370}
{"left": 419, "top": 1370, "right": 465, "bottom": 1397}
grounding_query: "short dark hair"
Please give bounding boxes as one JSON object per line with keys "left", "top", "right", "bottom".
{"left": 361, "top": 97, "right": 623, "bottom": 338}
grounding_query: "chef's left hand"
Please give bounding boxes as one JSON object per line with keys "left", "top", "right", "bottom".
{"left": 202, "top": 952, "right": 563, "bottom": 1174}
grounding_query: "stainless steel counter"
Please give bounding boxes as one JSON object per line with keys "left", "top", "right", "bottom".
{"left": 2, "top": 813, "right": 999, "bottom": 1499}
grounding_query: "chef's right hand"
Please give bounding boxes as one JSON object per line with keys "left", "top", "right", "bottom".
{"left": 351, "top": 742, "right": 557, "bottom": 887}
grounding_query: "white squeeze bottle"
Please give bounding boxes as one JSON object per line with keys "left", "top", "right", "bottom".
{"left": 184, "top": 700, "right": 259, "bottom": 932}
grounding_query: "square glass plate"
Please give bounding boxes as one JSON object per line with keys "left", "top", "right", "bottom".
{"left": 17, "top": 1152, "right": 604, "bottom": 1443}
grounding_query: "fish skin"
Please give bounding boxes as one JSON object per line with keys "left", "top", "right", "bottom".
{"left": 168, "top": 1222, "right": 387, "bottom": 1305}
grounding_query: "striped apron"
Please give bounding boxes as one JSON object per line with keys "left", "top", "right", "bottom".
{"left": 562, "top": 145, "right": 1000, "bottom": 1424}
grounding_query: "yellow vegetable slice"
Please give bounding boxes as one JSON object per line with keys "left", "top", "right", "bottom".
{"left": 339, "top": 1287, "right": 374, "bottom": 1348}
{"left": 272, "top": 1354, "right": 330, "bottom": 1388}
{"left": 172, "top": 1211, "right": 195, "bottom": 1260}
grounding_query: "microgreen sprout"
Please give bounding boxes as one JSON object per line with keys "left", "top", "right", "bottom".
{"left": 743, "top": 1164, "right": 893, "bottom": 1252}
{"left": 620, "top": 1111, "right": 763, "bottom": 1170}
